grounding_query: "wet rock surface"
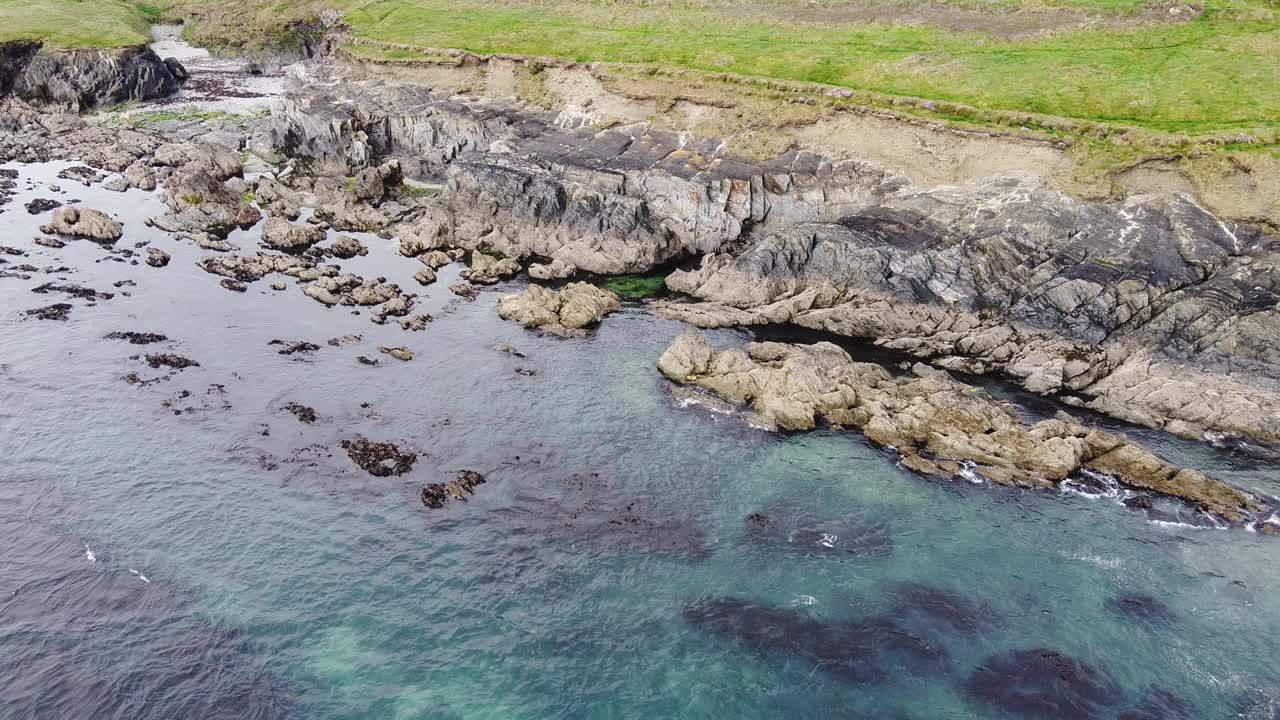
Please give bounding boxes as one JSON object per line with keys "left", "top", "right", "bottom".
{"left": 658, "top": 332, "right": 1265, "bottom": 522}
{"left": 340, "top": 437, "right": 417, "bottom": 477}
{"left": 421, "top": 470, "right": 486, "bottom": 509}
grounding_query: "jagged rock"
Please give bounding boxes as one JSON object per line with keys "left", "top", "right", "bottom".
{"left": 103, "top": 176, "right": 129, "bottom": 192}
{"left": 496, "top": 282, "right": 620, "bottom": 336}
{"left": 7, "top": 46, "right": 180, "bottom": 110}
{"left": 260, "top": 217, "right": 326, "bottom": 252}
{"left": 328, "top": 235, "right": 367, "bottom": 259}
{"left": 163, "top": 57, "right": 189, "bottom": 82}
{"left": 462, "top": 252, "right": 520, "bottom": 284}
{"left": 350, "top": 160, "right": 401, "bottom": 203}
{"left": 529, "top": 258, "right": 577, "bottom": 280}
{"left": 145, "top": 248, "right": 170, "bottom": 267}
{"left": 39, "top": 206, "right": 122, "bottom": 241}
{"left": 449, "top": 282, "right": 479, "bottom": 300}
{"left": 254, "top": 177, "right": 301, "bottom": 219}
{"left": 154, "top": 166, "right": 260, "bottom": 238}
{"left": 153, "top": 142, "right": 243, "bottom": 180}
{"left": 198, "top": 253, "right": 318, "bottom": 284}
{"left": 401, "top": 314, "right": 432, "bottom": 331}
{"left": 413, "top": 266, "right": 436, "bottom": 286}
{"left": 371, "top": 294, "right": 413, "bottom": 324}
{"left": 220, "top": 278, "right": 247, "bottom": 292}
{"left": 657, "top": 332, "right": 1264, "bottom": 522}
{"left": 124, "top": 161, "right": 157, "bottom": 191}
{"left": 33, "top": 236, "right": 64, "bottom": 248}
{"left": 416, "top": 250, "right": 452, "bottom": 269}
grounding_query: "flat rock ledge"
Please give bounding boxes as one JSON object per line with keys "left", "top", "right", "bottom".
{"left": 496, "top": 283, "right": 621, "bottom": 336}
{"left": 657, "top": 332, "right": 1264, "bottom": 523}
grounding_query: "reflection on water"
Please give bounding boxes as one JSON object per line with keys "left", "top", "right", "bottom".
{"left": 2, "top": 158, "right": 1280, "bottom": 719}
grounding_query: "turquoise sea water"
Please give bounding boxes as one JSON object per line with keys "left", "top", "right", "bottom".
{"left": 2, "top": 160, "right": 1279, "bottom": 719}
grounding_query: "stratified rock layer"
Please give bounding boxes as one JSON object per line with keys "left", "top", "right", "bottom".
{"left": 657, "top": 332, "right": 1263, "bottom": 522}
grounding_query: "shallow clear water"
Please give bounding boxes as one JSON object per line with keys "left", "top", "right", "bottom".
{"left": 3, "top": 160, "right": 1280, "bottom": 719}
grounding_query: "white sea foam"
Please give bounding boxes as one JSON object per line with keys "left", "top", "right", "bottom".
{"left": 676, "top": 396, "right": 735, "bottom": 415}
{"left": 818, "top": 533, "right": 838, "bottom": 549}
{"left": 956, "top": 461, "right": 984, "bottom": 484}
{"left": 791, "top": 594, "right": 817, "bottom": 607}
{"left": 84, "top": 544, "right": 95, "bottom": 563}
{"left": 129, "top": 569, "right": 151, "bottom": 584}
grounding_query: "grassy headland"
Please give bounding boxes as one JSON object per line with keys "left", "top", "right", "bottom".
{"left": 0, "top": 0, "right": 152, "bottom": 47}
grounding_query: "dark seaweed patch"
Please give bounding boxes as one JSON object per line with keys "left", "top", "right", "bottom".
{"left": 340, "top": 438, "right": 417, "bottom": 477}
{"left": 683, "top": 597, "right": 946, "bottom": 684}
{"left": 105, "top": 331, "right": 169, "bottom": 345}
{"left": 892, "top": 582, "right": 996, "bottom": 634}
{"left": 966, "top": 648, "right": 1121, "bottom": 719}
{"left": 1104, "top": 593, "right": 1174, "bottom": 626}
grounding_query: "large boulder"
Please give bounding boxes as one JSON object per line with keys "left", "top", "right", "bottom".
{"left": 496, "top": 283, "right": 621, "bottom": 336}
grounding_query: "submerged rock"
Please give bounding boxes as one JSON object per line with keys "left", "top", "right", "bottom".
{"left": 683, "top": 597, "right": 946, "bottom": 684}
{"left": 1104, "top": 593, "right": 1174, "bottom": 625}
{"left": 340, "top": 437, "right": 417, "bottom": 477}
{"left": 39, "top": 206, "right": 122, "bottom": 242}
{"left": 657, "top": 332, "right": 1264, "bottom": 522}
{"left": 31, "top": 282, "right": 112, "bottom": 301}
{"left": 966, "top": 648, "right": 1121, "bottom": 719}
{"left": 421, "top": 470, "right": 486, "bottom": 509}
{"left": 892, "top": 582, "right": 996, "bottom": 634}
{"left": 742, "top": 510, "right": 893, "bottom": 558}
{"left": 496, "top": 282, "right": 620, "bottom": 336}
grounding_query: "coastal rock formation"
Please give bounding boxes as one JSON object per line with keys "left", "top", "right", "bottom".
{"left": 496, "top": 282, "right": 620, "bottom": 335}
{"left": 2, "top": 44, "right": 181, "bottom": 111}
{"left": 657, "top": 186, "right": 1280, "bottom": 443}
{"left": 39, "top": 206, "right": 121, "bottom": 241}
{"left": 257, "top": 63, "right": 1280, "bottom": 445}
{"left": 260, "top": 216, "right": 326, "bottom": 252}
{"left": 657, "top": 332, "right": 1263, "bottom": 521}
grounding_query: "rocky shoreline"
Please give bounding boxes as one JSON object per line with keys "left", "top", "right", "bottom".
{"left": 1, "top": 25, "right": 1276, "bottom": 532}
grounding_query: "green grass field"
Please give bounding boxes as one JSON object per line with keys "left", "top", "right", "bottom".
{"left": 0, "top": 0, "right": 151, "bottom": 47}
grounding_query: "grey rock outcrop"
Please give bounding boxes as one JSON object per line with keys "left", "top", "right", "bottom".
{"left": 3, "top": 44, "right": 181, "bottom": 111}
{"left": 657, "top": 184, "right": 1280, "bottom": 442}
{"left": 496, "top": 282, "right": 621, "bottom": 335}
{"left": 261, "top": 217, "right": 326, "bottom": 252}
{"left": 658, "top": 332, "right": 1265, "bottom": 522}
